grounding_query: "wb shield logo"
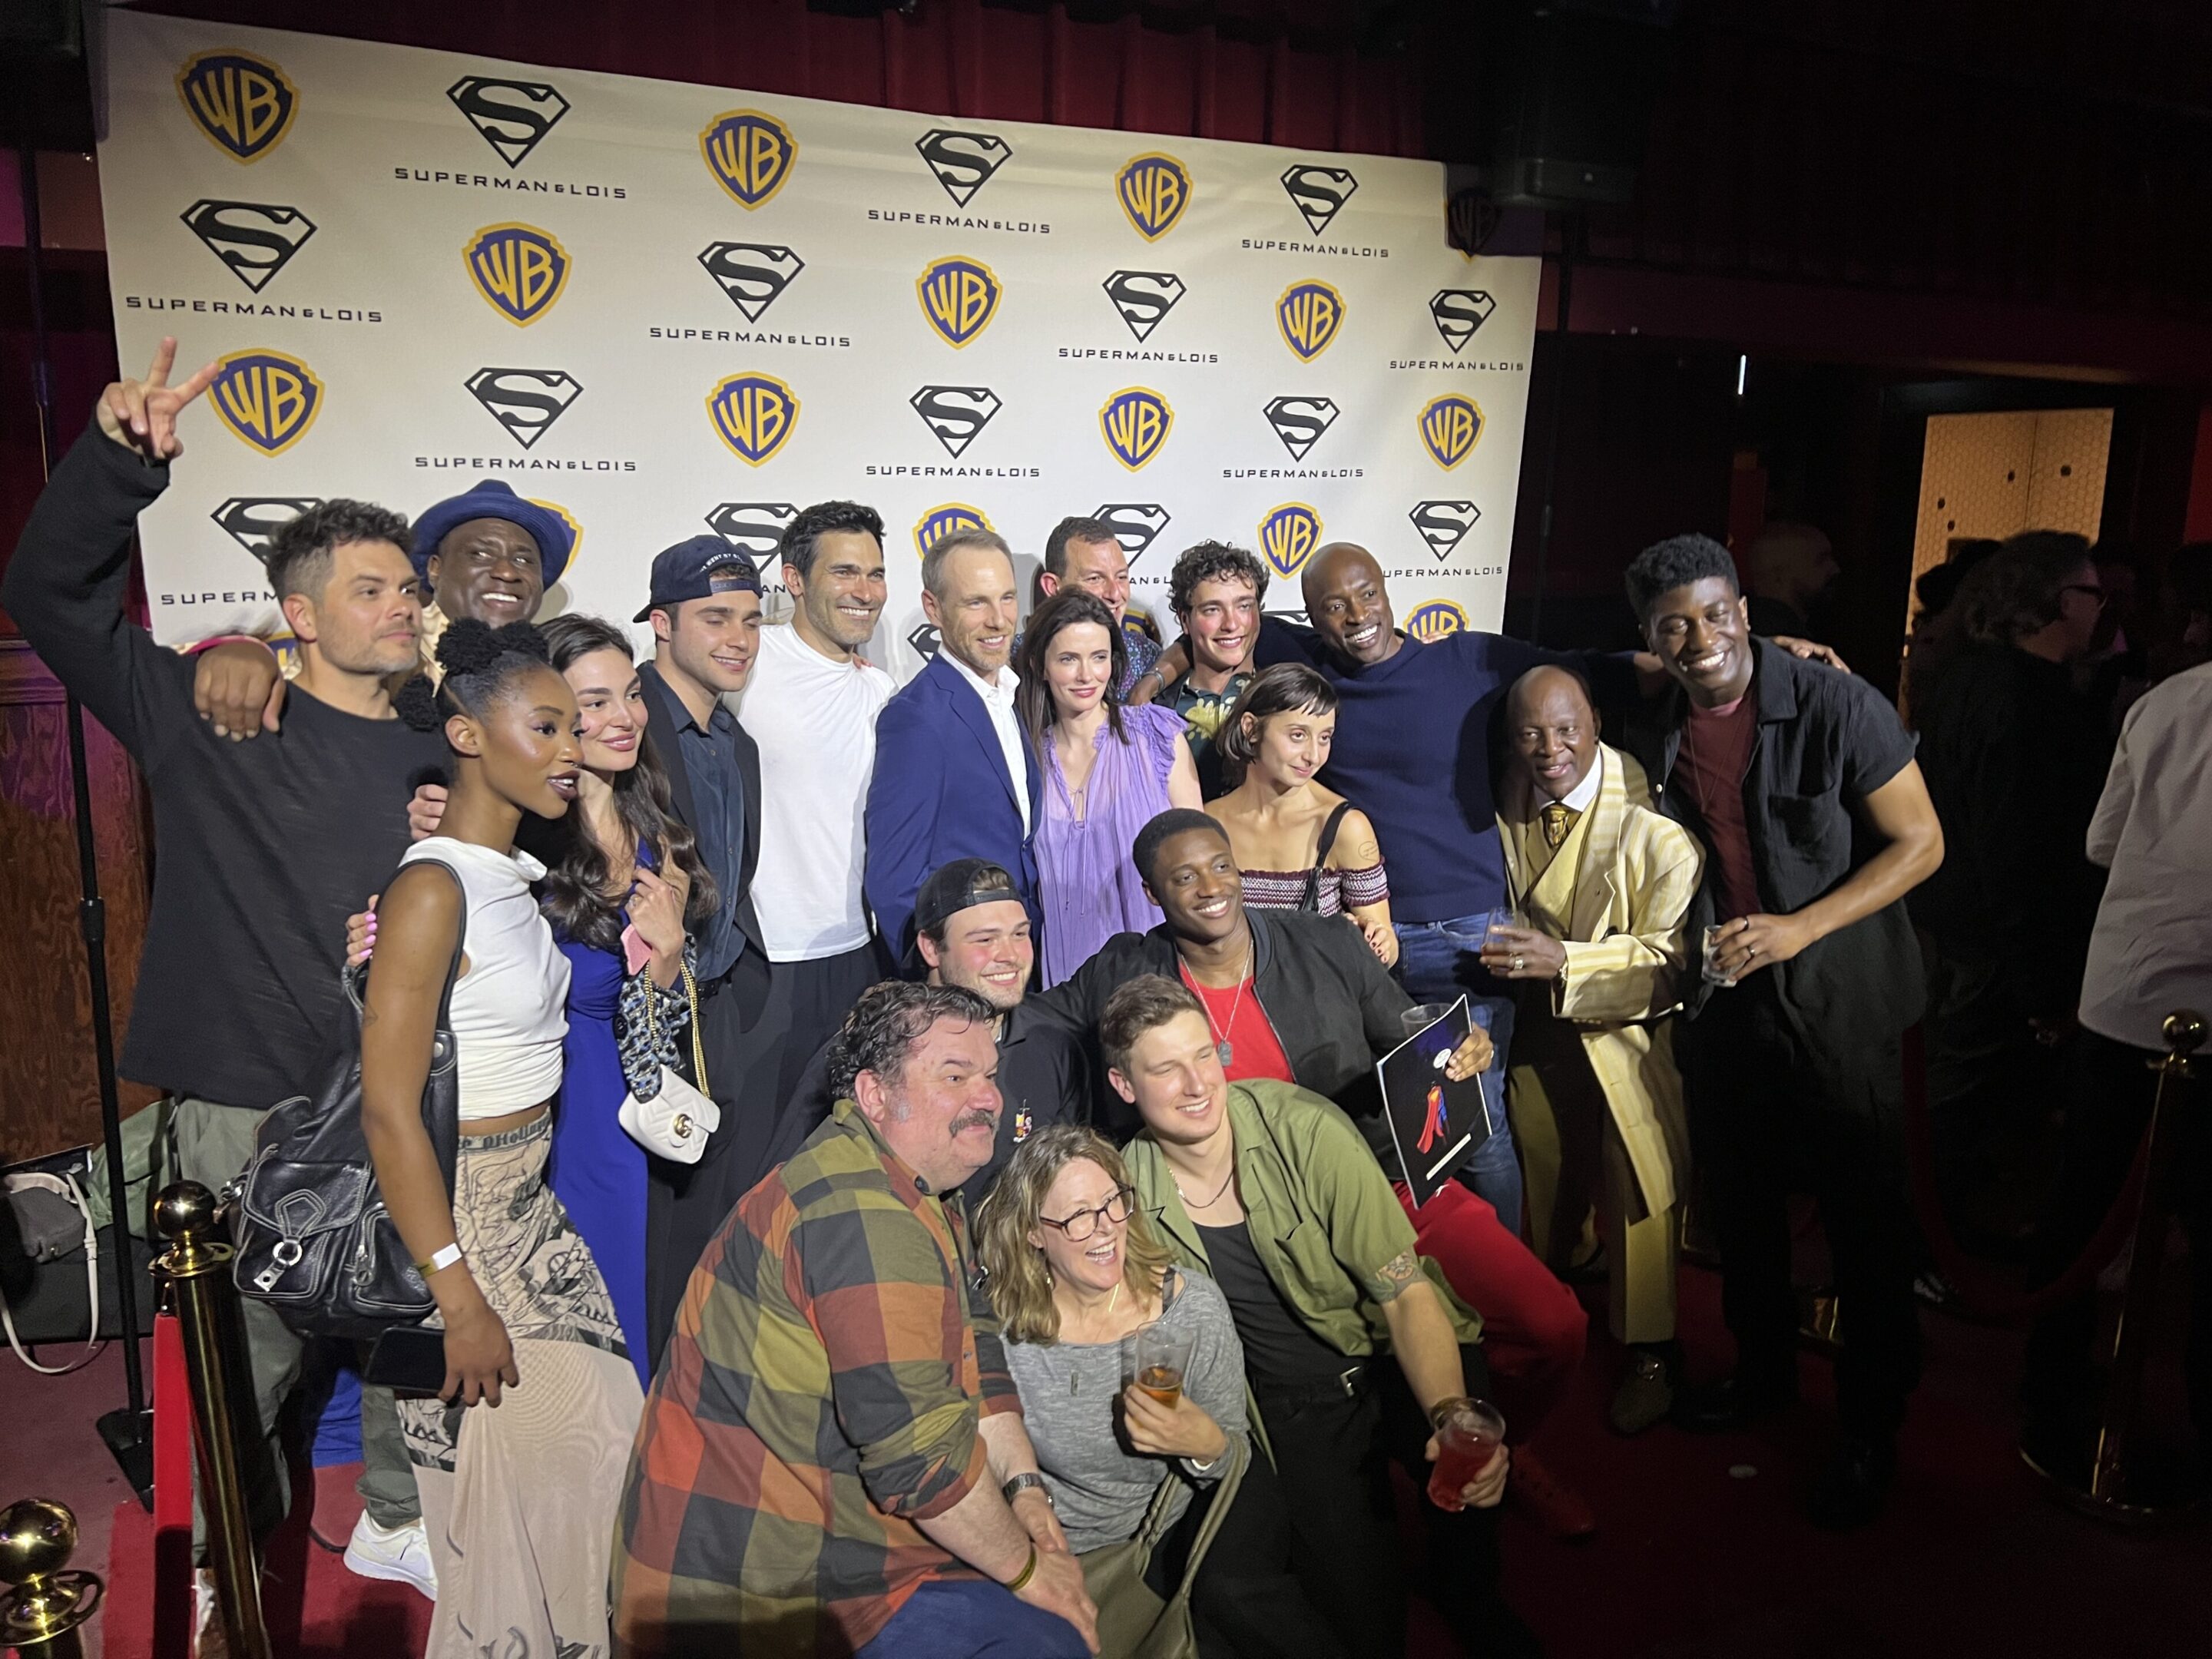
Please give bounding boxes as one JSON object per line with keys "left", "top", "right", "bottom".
{"left": 1091, "top": 505, "right": 1172, "bottom": 565}
{"left": 916, "top": 130, "right": 1011, "bottom": 207}
{"left": 449, "top": 78, "right": 569, "bottom": 168}
{"left": 1280, "top": 166, "right": 1357, "bottom": 234}
{"left": 1407, "top": 600, "right": 1470, "bottom": 642}
{"left": 1409, "top": 501, "right": 1481, "bottom": 561}
{"left": 1277, "top": 281, "right": 1346, "bottom": 362}
{"left": 180, "top": 200, "right": 316, "bottom": 293}
{"left": 1419, "top": 395, "right": 1483, "bottom": 470}
{"left": 701, "top": 109, "right": 797, "bottom": 208}
{"left": 705, "top": 503, "right": 800, "bottom": 576}
{"left": 212, "top": 497, "right": 322, "bottom": 564}
{"left": 700, "top": 242, "right": 805, "bottom": 322}
{"left": 915, "top": 504, "right": 992, "bottom": 559}
{"left": 1448, "top": 188, "right": 1502, "bottom": 258}
{"left": 210, "top": 350, "right": 323, "bottom": 457}
{"left": 1100, "top": 389, "right": 1174, "bottom": 472}
{"left": 918, "top": 257, "right": 1002, "bottom": 349}
{"left": 1263, "top": 396, "right": 1339, "bottom": 463}
{"left": 1102, "top": 271, "right": 1186, "bottom": 344}
{"left": 465, "top": 224, "right": 571, "bottom": 326}
{"left": 176, "top": 50, "right": 297, "bottom": 162}
{"left": 465, "top": 369, "right": 582, "bottom": 451}
{"left": 911, "top": 386, "right": 1002, "bottom": 459}
{"left": 708, "top": 373, "right": 800, "bottom": 467}
{"left": 1116, "top": 154, "right": 1193, "bottom": 241}
{"left": 1258, "top": 505, "right": 1324, "bottom": 581}
{"left": 1429, "top": 290, "right": 1497, "bottom": 355}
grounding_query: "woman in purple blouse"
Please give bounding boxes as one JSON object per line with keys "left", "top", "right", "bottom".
{"left": 1016, "top": 590, "right": 1203, "bottom": 985}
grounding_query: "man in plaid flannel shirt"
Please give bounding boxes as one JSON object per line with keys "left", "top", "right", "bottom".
{"left": 612, "top": 981, "right": 1098, "bottom": 1657}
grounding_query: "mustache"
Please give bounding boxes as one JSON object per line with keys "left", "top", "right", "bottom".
{"left": 951, "top": 1108, "right": 998, "bottom": 1134}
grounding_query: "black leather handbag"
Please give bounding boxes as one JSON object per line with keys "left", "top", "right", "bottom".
{"left": 231, "top": 860, "right": 466, "bottom": 1340}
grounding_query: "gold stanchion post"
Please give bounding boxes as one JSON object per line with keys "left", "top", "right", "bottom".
{"left": 154, "top": 1181, "right": 273, "bottom": 1658}
{"left": 0, "top": 1498, "right": 103, "bottom": 1657}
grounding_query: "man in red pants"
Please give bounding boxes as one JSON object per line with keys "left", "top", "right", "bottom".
{"left": 1035, "top": 809, "right": 1594, "bottom": 1535}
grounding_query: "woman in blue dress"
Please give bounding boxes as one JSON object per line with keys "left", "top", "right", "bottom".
{"left": 538, "top": 615, "right": 717, "bottom": 1387}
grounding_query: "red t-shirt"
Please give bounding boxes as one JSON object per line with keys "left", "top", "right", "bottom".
{"left": 1675, "top": 692, "right": 1761, "bottom": 920}
{"left": 1178, "top": 963, "right": 1295, "bottom": 1083}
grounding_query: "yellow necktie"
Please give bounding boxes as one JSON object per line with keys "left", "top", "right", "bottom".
{"left": 1541, "top": 802, "right": 1576, "bottom": 850}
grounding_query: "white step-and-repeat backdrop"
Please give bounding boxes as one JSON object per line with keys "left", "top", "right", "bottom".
{"left": 98, "top": 12, "right": 1538, "bottom": 674}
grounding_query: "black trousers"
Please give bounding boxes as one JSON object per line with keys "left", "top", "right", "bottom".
{"left": 2023, "top": 1028, "right": 2211, "bottom": 1441}
{"left": 644, "top": 943, "right": 880, "bottom": 1365}
{"left": 1256, "top": 1345, "right": 1533, "bottom": 1659}
{"left": 1687, "top": 975, "right": 1922, "bottom": 1439}
{"left": 1142, "top": 1444, "right": 1348, "bottom": 1659}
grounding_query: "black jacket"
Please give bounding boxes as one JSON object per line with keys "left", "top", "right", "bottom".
{"left": 637, "top": 658, "right": 764, "bottom": 968}
{"left": 1032, "top": 907, "right": 1413, "bottom": 1157}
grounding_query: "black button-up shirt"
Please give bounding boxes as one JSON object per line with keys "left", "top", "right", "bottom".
{"left": 671, "top": 694, "right": 748, "bottom": 982}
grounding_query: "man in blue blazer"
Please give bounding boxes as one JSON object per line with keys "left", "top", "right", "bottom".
{"left": 866, "top": 528, "right": 1044, "bottom": 958}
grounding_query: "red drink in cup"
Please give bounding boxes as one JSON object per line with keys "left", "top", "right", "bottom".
{"left": 1426, "top": 1398, "right": 1506, "bottom": 1512}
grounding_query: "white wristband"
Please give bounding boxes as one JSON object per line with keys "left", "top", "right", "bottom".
{"left": 416, "top": 1242, "right": 464, "bottom": 1276}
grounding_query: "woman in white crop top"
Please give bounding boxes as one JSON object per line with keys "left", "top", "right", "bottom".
{"left": 361, "top": 619, "right": 642, "bottom": 1659}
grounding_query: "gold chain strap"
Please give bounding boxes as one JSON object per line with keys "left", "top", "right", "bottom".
{"left": 641, "top": 952, "right": 709, "bottom": 1095}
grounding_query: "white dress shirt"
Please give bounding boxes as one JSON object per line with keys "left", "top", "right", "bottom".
{"left": 945, "top": 651, "right": 1034, "bottom": 834}
{"left": 2077, "top": 662, "right": 2212, "bottom": 1052}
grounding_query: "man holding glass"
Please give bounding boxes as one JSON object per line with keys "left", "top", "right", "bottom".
{"left": 1480, "top": 666, "right": 1704, "bottom": 1435}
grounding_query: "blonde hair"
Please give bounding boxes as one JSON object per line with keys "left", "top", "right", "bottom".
{"left": 975, "top": 1125, "right": 1173, "bottom": 1346}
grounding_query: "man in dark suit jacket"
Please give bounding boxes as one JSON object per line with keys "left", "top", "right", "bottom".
{"left": 865, "top": 528, "right": 1043, "bottom": 955}
{"left": 631, "top": 535, "right": 786, "bottom": 1361}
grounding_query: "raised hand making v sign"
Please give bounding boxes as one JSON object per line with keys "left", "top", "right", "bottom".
{"left": 97, "top": 336, "right": 222, "bottom": 463}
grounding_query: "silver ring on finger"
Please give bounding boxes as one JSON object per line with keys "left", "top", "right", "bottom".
{"left": 1511, "top": 954, "right": 1525, "bottom": 973}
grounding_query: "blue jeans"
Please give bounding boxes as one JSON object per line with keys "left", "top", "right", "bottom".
{"left": 1395, "top": 914, "right": 1524, "bottom": 1232}
{"left": 856, "top": 1578, "right": 1091, "bottom": 1659}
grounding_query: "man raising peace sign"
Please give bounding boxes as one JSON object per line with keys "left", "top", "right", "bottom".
{"left": 5, "top": 338, "right": 447, "bottom": 1581}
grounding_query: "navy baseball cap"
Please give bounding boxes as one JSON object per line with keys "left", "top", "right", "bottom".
{"left": 634, "top": 535, "right": 764, "bottom": 623}
{"left": 412, "top": 479, "right": 575, "bottom": 586}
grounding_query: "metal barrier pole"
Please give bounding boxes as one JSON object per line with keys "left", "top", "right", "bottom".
{"left": 0, "top": 1498, "right": 103, "bottom": 1657}
{"left": 153, "top": 1182, "right": 271, "bottom": 1659}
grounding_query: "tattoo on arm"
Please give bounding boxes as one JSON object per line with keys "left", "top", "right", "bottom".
{"left": 1372, "top": 1248, "right": 1421, "bottom": 1303}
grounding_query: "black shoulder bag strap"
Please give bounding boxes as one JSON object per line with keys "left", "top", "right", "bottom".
{"left": 355, "top": 856, "right": 469, "bottom": 1200}
{"left": 1297, "top": 801, "right": 1356, "bottom": 913}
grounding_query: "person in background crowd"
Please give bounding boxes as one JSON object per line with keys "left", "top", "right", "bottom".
{"left": 613, "top": 981, "right": 1097, "bottom": 1659}
{"left": 1624, "top": 534, "right": 1944, "bottom": 1528}
{"left": 978, "top": 1126, "right": 1342, "bottom": 1659}
{"left": 1018, "top": 588, "right": 1202, "bottom": 986}
{"left": 1035, "top": 811, "right": 1596, "bottom": 1537}
{"left": 1741, "top": 520, "right": 1840, "bottom": 639}
{"left": 2146, "top": 540, "right": 2212, "bottom": 682}
{"left": 1143, "top": 541, "right": 1268, "bottom": 794}
{"left": 628, "top": 535, "right": 774, "bottom": 1361}
{"left": 1481, "top": 666, "right": 1703, "bottom": 1434}
{"left": 368, "top": 620, "right": 640, "bottom": 1659}
{"left": 187, "top": 475, "right": 573, "bottom": 732}
{"left": 1035, "top": 514, "right": 1161, "bottom": 694}
{"left": 1906, "top": 534, "right": 2113, "bottom": 1256}
{"left": 734, "top": 499, "right": 894, "bottom": 1058}
{"left": 867, "top": 528, "right": 1044, "bottom": 956}
{"left": 1107, "top": 978, "right": 1535, "bottom": 1659}
{"left": 2021, "top": 656, "right": 2212, "bottom": 1474}
{"left": 2, "top": 341, "right": 447, "bottom": 1602}
{"left": 1205, "top": 664, "right": 1395, "bottom": 966}
{"left": 785, "top": 859, "right": 1092, "bottom": 1195}
{"left": 2078, "top": 540, "right": 2147, "bottom": 721}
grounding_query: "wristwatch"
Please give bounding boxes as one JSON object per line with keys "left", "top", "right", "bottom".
{"left": 1002, "top": 1472, "right": 1054, "bottom": 1508}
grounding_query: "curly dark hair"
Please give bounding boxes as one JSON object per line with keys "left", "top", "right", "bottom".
{"left": 780, "top": 500, "right": 886, "bottom": 582}
{"left": 264, "top": 498, "right": 413, "bottom": 600}
{"left": 1099, "top": 974, "right": 1206, "bottom": 1077}
{"left": 1168, "top": 541, "right": 1269, "bottom": 620}
{"left": 395, "top": 618, "right": 555, "bottom": 734}
{"left": 1906, "top": 531, "right": 2094, "bottom": 707}
{"left": 1624, "top": 534, "right": 1739, "bottom": 624}
{"left": 826, "top": 980, "right": 999, "bottom": 1102}
{"left": 532, "top": 614, "right": 717, "bottom": 951}
{"left": 1014, "top": 589, "right": 1128, "bottom": 747}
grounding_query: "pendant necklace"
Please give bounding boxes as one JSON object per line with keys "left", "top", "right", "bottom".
{"left": 1181, "top": 941, "right": 1252, "bottom": 1068}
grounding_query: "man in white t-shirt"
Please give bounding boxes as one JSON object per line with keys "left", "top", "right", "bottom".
{"left": 731, "top": 502, "right": 896, "bottom": 1101}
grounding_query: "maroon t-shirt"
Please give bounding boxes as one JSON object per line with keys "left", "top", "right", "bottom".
{"left": 1676, "top": 692, "right": 1761, "bottom": 919}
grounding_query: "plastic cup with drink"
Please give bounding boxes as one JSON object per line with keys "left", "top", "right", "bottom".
{"left": 1426, "top": 1396, "right": 1507, "bottom": 1512}
{"left": 1133, "top": 1322, "right": 1196, "bottom": 1409}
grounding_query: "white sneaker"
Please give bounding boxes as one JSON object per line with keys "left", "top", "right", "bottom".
{"left": 343, "top": 1512, "right": 437, "bottom": 1599}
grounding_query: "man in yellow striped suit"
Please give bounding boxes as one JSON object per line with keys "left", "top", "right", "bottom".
{"left": 1480, "top": 665, "right": 1704, "bottom": 1434}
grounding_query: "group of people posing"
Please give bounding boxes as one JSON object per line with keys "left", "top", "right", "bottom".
{"left": 12, "top": 341, "right": 2204, "bottom": 1659}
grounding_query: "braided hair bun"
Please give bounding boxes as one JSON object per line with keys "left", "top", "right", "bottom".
{"left": 396, "top": 618, "right": 555, "bottom": 734}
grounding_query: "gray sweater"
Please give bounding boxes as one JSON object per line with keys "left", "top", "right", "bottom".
{"left": 1006, "top": 1269, "right": 1249, "bottom": 1555}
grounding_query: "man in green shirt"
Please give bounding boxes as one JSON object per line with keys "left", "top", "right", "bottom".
{"left": 1108, "top": 975, "right": 1538, "bottom": 1659}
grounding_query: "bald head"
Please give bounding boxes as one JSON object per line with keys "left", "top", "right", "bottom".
{"left": 1506, "top": 664, "right": 1601, "bottom": 803}
{"left": 1303, "top": 541, "right": 1399, "bottom": 667}
{"left": 1743, "top": 522, "right": 1838, "bottom": 612}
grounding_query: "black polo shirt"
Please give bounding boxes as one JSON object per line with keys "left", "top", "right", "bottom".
{"left": 1644, "top": 637, "right": 1926, "bottom": 1059}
